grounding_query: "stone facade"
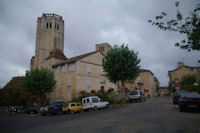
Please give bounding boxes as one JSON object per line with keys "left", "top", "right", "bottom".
{"left": 31, "top": 13, "right": 64, "bottom": 69}
{"left": 125, "top": 69, "right": 158, "bottom": 97}
{"left": 168, "top": 62, "right": 200, "bottom": 83}
{"left": 50, "top": 51, "right": 116, "bottom": 103}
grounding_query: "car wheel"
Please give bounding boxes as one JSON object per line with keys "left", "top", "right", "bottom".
{"left": 70, "top": 110, "right": 74, "bottom": 114}
{"left": 94, "top": 106, "right": 98, "bottom": 110}
{"left": 106, "top": 104, "right": 109, "bottom": 109}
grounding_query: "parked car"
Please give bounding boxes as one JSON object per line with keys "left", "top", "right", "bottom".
{"left": 178, "top": 92, "right": 200, "bottom": 112}
{"left": 62, "top": 103, "right": 83, "bottom": 114}
{"left": 129, "top": 90, "right": 146, "bottom": 103}
{"left": 82, "top": 96, "right": 109, "bottom": 111}
{"left": 13, "top": 106, "right": 24, "bottom": 114}
{"left": 40, "top": 106, "right": 50, "bottom": 116}
{"left": 172, "top": 91, "right": 181, "bottom": 104}
{"left": 48, "top": 100, "right": 66, "bottom": 115}
{"left": 24, "top": 106, "right": 39, "bottom": 114}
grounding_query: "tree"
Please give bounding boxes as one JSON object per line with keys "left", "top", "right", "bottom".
{"left": 180, "top": 74, "right": 200, "bottom": 92}
{"left": 22, "top": 68, "right": 56, "bottom": 106}
{"left": 1, "top": 77, "right": 35, "bottom": 107}
{"left": 149, "top": 1, "right": 200, "bottom": 61}
{"left": 102, "top": 44, "right": 141, "bottom": 97}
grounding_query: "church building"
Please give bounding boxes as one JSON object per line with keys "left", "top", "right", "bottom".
{"left": 30, "top": 13, "right": 117, "bottom": 103}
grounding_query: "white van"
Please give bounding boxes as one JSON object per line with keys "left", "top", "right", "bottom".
{"left": 82, "top": 96, "right": 109, "bottom": 111}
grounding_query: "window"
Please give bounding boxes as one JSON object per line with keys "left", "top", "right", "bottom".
{"left": 61, "top": 65, "right": 66, "bottom": 73}
{"left": 67, "top": 77, "right": 71, "bottom": 87}
{"left": 88, "top": 78, "right": 92, "bottom": 86}
{"left": 87, "top": 64, "right": 91, "bottom": 73}
{"left": 50, "top": 22, "right": 52, "bottom": 28}
{"left": 87, "top": 98, "right": 89, "bottom": 103}
{"left": 55, "top": 24, "right": 56, "bottom": 30}
{"left": 76, "top": 104, "right": 81, "bottom": 106}
{"left": 57, "top": 24, "right": 59, "bottom": 30}
{"left": 53, "top": 67, "right": 58, "bottom": 74}
{"left": 108, "top": 81, "right": 111, "bottom": 88}
{"left": 68, "top": 63, "right": 75, "bottom": 72}
{"left": 70, "top": 104, "right": 75, "bottom": 107}
{"left": 136, "top": 76, "right": 141, "bottom": 83}
{"left": 92, "top": 98, "right": 99, "bottom": 103}
{"left": 46, "top": 23, "right": 48, "bottom": 28}
{"left": 56, "top": 91, "right": 59, "bottom": 98}
{"left": 100, "top": 66, "right": 104, "bottom": 75}
{"left": 100, "top": 99, "right": 104, "bottom": 102}
{"left": 83, "top": 99, "right": 86, "bottom": 104}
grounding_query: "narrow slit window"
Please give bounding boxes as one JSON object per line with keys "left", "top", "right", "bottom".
{"left": 46, "top": 23, "right": 48, "bottom": 28}
{"left": 50, "top": 23, "right": 52, "bottom": 28}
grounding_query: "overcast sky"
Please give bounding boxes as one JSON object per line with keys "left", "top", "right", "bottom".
{"left": 0, "top": 0, "right": 199, "bottom": 88}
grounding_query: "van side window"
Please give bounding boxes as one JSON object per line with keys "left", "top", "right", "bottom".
{"left": 100, "top": 99, "right": 104, "bottom": 102}
{"left": 87, "top": 98, "right": 90, "bottom": 103}
{"left": 92, "top": 98, "right": 99, "bottom": 103}
{"left": 83, "top": 99, "right": 86, "bottom": 104}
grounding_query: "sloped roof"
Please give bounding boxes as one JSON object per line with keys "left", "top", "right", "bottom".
{"left": 168, "top": 65, "right": 200, "bottom": 73}
{"left": 52, "top": 50, "right": 103, "bottom": 67}
{"left": 46, "top": 48, "right": 67, "bottom": 60}
{"left": 140, "top": 69, "right": 154, "bottom": 75}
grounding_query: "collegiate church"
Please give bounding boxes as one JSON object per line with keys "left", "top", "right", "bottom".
{"left": 30, "top": 13, "right": 117, "bottom": 103}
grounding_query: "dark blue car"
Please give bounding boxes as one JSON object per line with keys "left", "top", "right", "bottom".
{"left": 178, "top": 92, "right": 200, "bottom": 112}
{"left": 48, "top": 101, "right": 66, "bottom": 115}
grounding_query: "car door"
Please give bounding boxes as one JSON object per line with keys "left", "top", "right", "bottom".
{"left": 99, "top": 98, "right": 106, "bottom": 108}
{"left": 70, "top": 103, "right": 76, "bottom": 111}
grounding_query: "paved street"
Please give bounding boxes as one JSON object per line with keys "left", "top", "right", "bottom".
{"left": 1, "top": 97, "right": 200, "bottom": 133}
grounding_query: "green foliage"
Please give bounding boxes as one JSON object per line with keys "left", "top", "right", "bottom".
{"left": 180, "top": 75, "right": 200, "bottom": 92}
{"left": 22, "top": 68, "right": 56, "bottom": 105}
{"left": 168, "top": 81, "right": 176, "bottom": 93}
{"left": 102, "top": 44, "right": 140, "bottom": 87}
{"left": 1, "top": 77, "right": 35, "bottom": 106}
{"left": 149, "top": 1, "right": 200, "bottom": 60}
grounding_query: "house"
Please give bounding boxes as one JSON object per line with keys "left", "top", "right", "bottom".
{"left": 168, "top": 62, "right": 200, "bottom": 89}
{"left": 125, "top": 69, "right": 159, "bottom": 98}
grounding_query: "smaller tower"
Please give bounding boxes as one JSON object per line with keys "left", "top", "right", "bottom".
{"left": 96, "top": 43, "right": 111, "bottom": 55}
{"left": 177, "top": 61, "right": 184, "bottom": 68}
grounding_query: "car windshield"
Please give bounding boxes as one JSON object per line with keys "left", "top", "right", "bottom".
{"left": 181, "top": 92, "right": 200, "bottom": 98}
{"left": 130, "top": 91, "right": 138, "bottom": 95}
{"left": 92, "top": 98, "right": 99, "bottom": 103}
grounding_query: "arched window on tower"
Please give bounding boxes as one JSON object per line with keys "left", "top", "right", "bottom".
{"left": 50, "top": 22, "right": 52, "bottom": 28}
{"left": 46, "top": 23, "right": 48, "bottom": 28}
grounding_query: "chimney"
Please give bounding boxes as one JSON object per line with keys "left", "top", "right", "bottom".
{"left": 177, "top": 62, "right": 184, "bottom": 68}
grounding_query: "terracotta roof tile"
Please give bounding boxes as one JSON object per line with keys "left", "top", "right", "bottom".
{"left": 46, "top": 48, "right": 67, "bottom": 60}
{"left": 52, "top": 50, "right": 103, "bottom": 67}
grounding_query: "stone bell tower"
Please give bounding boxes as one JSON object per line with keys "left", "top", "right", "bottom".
{"left": 31, "top": 13, "right": 64, "bottom": 69}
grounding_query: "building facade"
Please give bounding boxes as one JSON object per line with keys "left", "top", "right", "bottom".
{"left": 125, "top": 69, "right": 159, "bottom": 97}
{"left": 30, "top": 14, "right": 116, "bottom": 103}
{"left": 168, "top": 62, "right": 200, "bottom": 86}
